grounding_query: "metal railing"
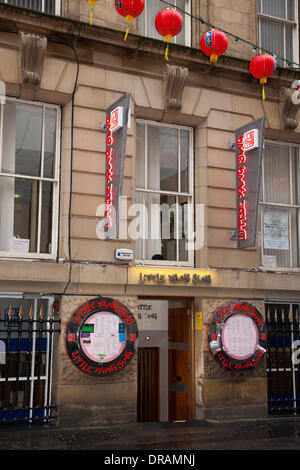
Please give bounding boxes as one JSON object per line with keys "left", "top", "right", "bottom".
{"left": 0, "top": 302, "right": 60, "bottom": 425}
{"left": 266, "top": 303, "right": 300, "bottom": 415}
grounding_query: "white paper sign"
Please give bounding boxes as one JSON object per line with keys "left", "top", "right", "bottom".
{"left": 264, "top": 208, "right": 289, "bottom": 250}
{"left": 138, "top": 300, "right": 168, "bottom": 331}
{"left": 263, "top": 255, "right": 277, "bottom": 267}
{"left": 11, "top": 238, "right": 30, "bottom": 253}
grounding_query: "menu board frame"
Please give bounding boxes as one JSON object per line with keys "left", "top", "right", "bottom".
{"left": 65, "top": 297, "right": 138, "bottom": 377}
{"left": 208, "top": 301, "right": 267, "bottom": 371}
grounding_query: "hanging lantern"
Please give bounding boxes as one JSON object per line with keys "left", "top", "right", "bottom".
{"left": 115, "top": 0, "right": 145, "bottom": 41}
{"left": 200, "top": 29, "right": 228, "bottom": 63}
{"left": 249, "top": 53, "right": 277, "bottom": 100}
{"left": 88, "top": 0, "right": 98, "bottom": 26}
{"left": 155, "top": 8, "right": 183, "bottom": 61}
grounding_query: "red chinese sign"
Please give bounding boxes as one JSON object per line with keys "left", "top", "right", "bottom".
{"left": 104, "top": 94, "right": 130, "bottom": 238}
{"left": 236, "top": 135, "right": 248, "bottom": 241}
{"left": 235, "top": 118, "right": 265, "bottom": 249}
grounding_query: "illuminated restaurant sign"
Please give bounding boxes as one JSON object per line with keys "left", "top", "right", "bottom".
{"left": 208, "top": 301, "right": 267, "bottom": 371}
{"left": 128, "top": 267, "right": 213, "bottom": 286}
{"left": 65, "top": 297, "right": 138, "bottom": 377}
{"left": 235, "top": 117, "right": 265, "bottom": 248}
{"left": 105, "top": 93, "right": 130, "bottom": 238}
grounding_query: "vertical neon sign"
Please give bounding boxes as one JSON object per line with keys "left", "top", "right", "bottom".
{"left": 235, "top": 118, "right": 265, "bottom": 249}
{"left": 105, "top": 115, "right": 114, "bottom": 229}
{"left": 236, "top": 136, "right": 248, "bottom": 240}
{"left": 104, "top": 94, "right": 130, "bottom": 238}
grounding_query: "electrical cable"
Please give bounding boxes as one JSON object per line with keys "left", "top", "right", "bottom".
{"left": 48, "top": 40, "right": 80, "bottom": 295}
{"left": 159, "top": 0, "right": 300, "bottom": 70}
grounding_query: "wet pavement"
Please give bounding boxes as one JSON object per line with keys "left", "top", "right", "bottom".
{"left": 1, "top": 416, "right": 300, "bottom": 452}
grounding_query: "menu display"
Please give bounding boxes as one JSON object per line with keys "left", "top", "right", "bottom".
{"left": 208, "top": 301, "right": 267, "bottom": 371}
{"left": 65, "top": 297, "right": 138, "bottom": 377}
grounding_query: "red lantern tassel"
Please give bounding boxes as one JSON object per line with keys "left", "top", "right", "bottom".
{"left": 260, "top": 77, "right": 267, "bottom": 100}
{"left": 124, "top": 15, "right": 133, "bottom": 41}
{"left": 164, "top": 34, "right": 173, "bottom": 61}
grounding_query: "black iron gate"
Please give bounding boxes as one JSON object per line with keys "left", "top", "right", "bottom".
{"left": 266, "top": 302, "right": 300, "bottom": 415}
{"left": 0, "top": 297, "right": 60, "bottom": 425}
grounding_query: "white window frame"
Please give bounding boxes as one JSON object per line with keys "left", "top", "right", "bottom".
{"left": 2, "top": 0, "right": 61, "bottom": 15}
{"left": 0, "top": 97, "right": 61, "bottom": 261}
{"left": 139, "top": 0, "right": 191, "bottom": 47}
{"left": 259, "top": 140, "right": 300, "bottom": 271}
{"left": 257, "top": 0, "right": 299, "bottom": 67}
{"left": 135, "top": 119, "right": 194, "bottom": 267}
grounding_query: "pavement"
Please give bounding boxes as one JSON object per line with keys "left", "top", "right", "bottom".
{"left": 1, "top": 416, "right": 300, "bottom": 455}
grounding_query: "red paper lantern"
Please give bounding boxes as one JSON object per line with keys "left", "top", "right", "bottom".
{"left": 200, "top": 29, "right": 228, "bottom": 63}
{"left": 115, "top": 0, "right": 145, "bottom": 41}
{"left": 249, "top": 53, "right": 277, "bottom": 100}
{"left": 155, "top": 8, "right": 183, "bottom": 61}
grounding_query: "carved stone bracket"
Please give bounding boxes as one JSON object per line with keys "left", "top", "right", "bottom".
{"left": 279, "top": 87, "right": 300, "bottom": 130}
{"left": 19, "top": 31, "right": 47, "bottom": 87}
{"left": 162, "top": 64, "right": 189, "bottom": 116}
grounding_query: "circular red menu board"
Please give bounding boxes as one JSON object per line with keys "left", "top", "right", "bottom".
{"left": 208, "top": 301, "right": 267, "bottom": 371}
{"left": 65, "top": 297, "right": 138, "bottom": 377}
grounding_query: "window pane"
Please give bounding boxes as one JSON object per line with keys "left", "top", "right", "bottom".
{"left": 147, "top": 125, "right": 178, "bottom": 192}
{"left": 287, "top": 0, "right": 295, "bottom": 21}
{"left": 178, "top": 195, "right": 189, "bottom": 261}
{"left": 285, "top": 23, "right": 294, "bottom": 64}
{"left": 44, "top": 0, "right": 55, "bottom": 14}
{"left": 143, "top": 192, "right": 177, "bottom": 261}
{"left": 262, "top": 205, "right": 290, "bottom": 267}
{"left": 295, "top": 148, "right": 300, "bottom": 205}
{"left": 180, "top": 129, "right": 189, "bottom": 192}
{"left": 257, "top": 0, "right": 261, "bottom": 13}
{"left": 136, "top": 123, "right": 145, "bottom": 189}
{"left": 261, "top": 0, "right": 286, "bottom": 19}
{"left": 175, "top": 0, "right": 186, "bottom": 45}
{"left": 44, "top": 108, "right": 57, "bottom": 179}
{"left": 15, "top": 103, "right": 42, "bottom": 177}
{"left": 6, "top": 0, "right": 42, "bottom": 11}
{"left": 134, "top": 191, "right": 144, "bottom": 259}
{"left": 142, "top": 0, "right": 163, "bottom": 41}
{"left": 160, "top": 194, "right": 177, "bottom": 261}
{"left": 263, "top": 144, "right": 290, "bottom": 204}
{"left": 260, "top": 18, "right": 285, "bottom": 65}
{"left": 0, "top": 177, "right": 38, "bottom": 253}
{"left": 40, "top": 182, "right": 53, "bottom": 254}
{"left": 6, "top": 0, "right": 56, "bottom": 13}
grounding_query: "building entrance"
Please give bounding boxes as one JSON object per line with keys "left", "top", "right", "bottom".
{"left": 137, "top": 298, "right": 193, "bottom": 422}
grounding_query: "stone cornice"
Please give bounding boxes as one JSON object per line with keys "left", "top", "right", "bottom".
{"left": 0, "top": 2, "right": 299, "bottom": 89}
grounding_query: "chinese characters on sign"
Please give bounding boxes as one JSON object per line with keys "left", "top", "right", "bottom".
{"left": 104, "top": 94, "right": 130, "bottom": 238}
{"left": 235, "top": 118, "right": 265, "bottom": 248}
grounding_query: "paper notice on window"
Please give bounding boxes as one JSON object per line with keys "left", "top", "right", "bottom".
{"left": 263, "top": 208, "right": 289, "bottom": 250}
{"left": 11, "top": 238, "right": 30, "bottom": 253}
{"left": 263, "top": 255, "right": 277, "bottom": 267}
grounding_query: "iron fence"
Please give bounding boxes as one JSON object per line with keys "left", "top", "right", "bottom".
{"left": 266, "top": 303, "right": 300, "bottom": 415}
{"left": 0, "top": 302, "right": 60, "bottom": 425}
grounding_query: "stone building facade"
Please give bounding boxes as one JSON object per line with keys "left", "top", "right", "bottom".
{"left": 0, "top": 0, "right": 299, "bottom": 426}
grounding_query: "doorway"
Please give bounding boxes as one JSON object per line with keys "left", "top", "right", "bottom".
{"left": 137, "top": 298, "right": 193, "bottom": 422}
